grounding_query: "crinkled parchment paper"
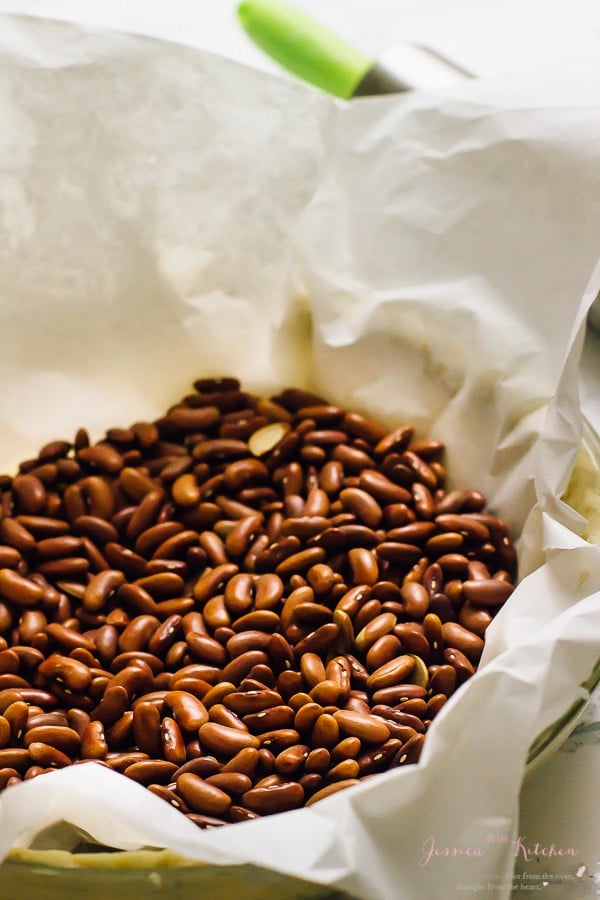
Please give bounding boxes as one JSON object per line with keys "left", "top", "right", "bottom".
{"left": 0, "top": 14, "right": 600, "bottom": 900}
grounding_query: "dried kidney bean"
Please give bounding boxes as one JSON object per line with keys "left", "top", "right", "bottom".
{"left": 0, "top": 377, "right": 516, "bottom": 825}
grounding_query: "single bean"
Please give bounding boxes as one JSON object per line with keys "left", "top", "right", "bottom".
{"left": 23, "top": 726, "right": 81, "bottom": 756}
{"left": 38, "top": 654, "right": 91, "bottom": 692}
{"left": 441, "top": 621, "right": 485, "bottom": 663}
{"left": 305, "top": 779, "right": 359, "bottom": 807}
{"left": 0, "top": 748, "right": 31, "bottom": 771}
{"left": 443, "top": 647, "right": 476, "bottom": 684}
{"left": 81, "top": 720, "right": 108, "bottom": 759}
{"left": 392, "top": 733, "right": 425, "bottom": 767}
{"left": 205, "top": 772, "right": 253, "bottom": 796}
{"left": 209, "top": 704, "right": 247, "bottom": 734}
{"left": 346, "top": 547, "right": 379, "bottom": 587}
{"left": 355, "top": 612, "right": 397, "bottom": 652}
{"left": 186, "top": 633, "right": 228, "bottom": 667}
{"left": 241, "top": 781, "right": 304, "bottom": 815}
{"left": 327, "top": 759, "right": 360, "bottom": 782}
{"left": 358, "top": 739, "right": 405, "bottom": 776}
{"left": 365, "top": 635, "right": 403, "bottom": 672}
{"left": 333, "top": 710, "right": 390, "bottom": 744}
{"left": 193, "top": 564, "right": 239, "bottom": 604}
{"left": 125, "top": 759, "right": 178, "bottom": 786}
{"left": 0, "top": 519, "right": 36, "bottom": 553}
{"left": 165, "top": 691, "right": 209, "bottom": 732}
{"left": 311, "top": 714, "right": 339, "bottom": 749}
{"left": 220, "top": 747, "right": 259, "bottom": 777}
{"left": 309, "top": 680, "right": 345, "bottom": 706}
{"left": 300, "top": 653, "right": 326, "bottom": 689}
{"left": 4, "top": 701, "right": 29, "bottom": 741}
{"left": 28, "top": 741, "right": 71, "bottom": 768}
{"left": 225, "top": 515, "right": 264, "bottom": 558}
{"left": 0, "top": 570, "right": 44, "bottom": 607}
{"left": 462, "top": 579, "right": 514, "bottom": 609}
{"left": 293, "top": 623, "right": 340, "bottom": 659}
{"left": 259, "top": 728, "right": 301, "bottom": 753}
{"left": 199, "top": 723, "right": 260, "bottom": 757}
{"left": 224, "top": 690, "right": 283, "bottom": 716}
{"left": 133, "top": 702, "right": 162, "bottom": 758}
{"left": 161, "top": 716, "right": 186, "bottom": 765}
{"left": 331, "top": 736, "right": 361, "bottom": 761}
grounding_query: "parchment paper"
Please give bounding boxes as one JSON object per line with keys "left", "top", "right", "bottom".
{"left": 0, "top": 14, "right": 600, "bottom": 900}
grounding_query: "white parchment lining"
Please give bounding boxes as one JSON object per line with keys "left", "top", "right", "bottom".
{"left": 0, "top": 15, "right": 599, "bottom": 900}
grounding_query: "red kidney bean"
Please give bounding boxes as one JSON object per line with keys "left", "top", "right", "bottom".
{"left": 186, "top": 633, "right": 228, "bottom": 667}
{"left": 0, "top": 519, "right": 36, "bottom": 553}
{"left": 192, "top": 564, "right": 239, "bottom": 605}
{"left": 293, "top": 623, "right": 340, "bottom": 659}
{"left": 311, "top": 713, "right": 339, "bottom": 749}
{"left": 331, "top": 736, "right": 361, "bottom": 762}
{"left": 365, "top": 654, "right": 417, "bottom": 691}
{"left": 111, "top": 664, "right": 156, "bottom": 697}
{"left": 242, "top": 704, "right": 294, "bottom": 735}
{"left": 354, "top": 613, "right": 397, "bottom": 653}
{"left": 219, "top": 747, "right": 259, "bottom": 777}
{"left": 428, "top": 665, "right": 457, "bottom": 698}
{"left": 135, "top": 522, "right": 182, "bottom": 559}
{"left": 0, "top": 570, "right": 44, "bottom": 607}
{"left": 392, "top": 733, "right": 425, "bottom": 767}
{"left": 80, "top": 720, "right": 108, "bottom": 759}
{"left": 124, "top": 759, "right": 178, "bottom": 786}
{"left": 38, "top": 654, "right": 91, "bottom": 693}
{"left": 441, "top": 621, "right": 485, "bottom": 663}
{"left": 353, "top": 599, "right": 383, "bottom": 634}
{"left": 0, "top": 378, "right": 516, "bottom": 829}
{"left": 358, "top": 470, "right": 412, "bottom": 505}
{"left": 327, "top": 758, "right": 360, "bottom": 782}
{"left": 365, "top": 635, "right": 403, "bottom": 672}
{"left": 458, "top": 602, "right": 492, "bottom": 638}
{"left": 346, "top": 547, "right": 378, "bottom": 587}
{"left": 170, "top": 662, "right": 218, "bottom": 684}
{"left": 0, "top": 547, "right": 22, "bottom": 569}
{"left": 209, "top": 704, "right": 247, "bottom": 733}
{"left": 28, "top": 741, "right": 71, "bottom": 768}
{"left": 147, "top": 615, "right": 183, "bottom": 656}
{"left": 199, "top": 723, "right": 260, "bottom": 757}
{"left": 333, "top": 710, "right": 390, "bottom": 744}
{"left": 225, "top": 514, "right": 264, "bottom": 558}
{"left": 224, "top": 690, "right": 283, "bottom": 717}
{"left": 0, "top": 716, "right": 10, "bottom": 748}
{"left": 164, "top": 692, "right": 209, "bottom": 731}
{"left": 443, "top": 647, "right": 476, "bottom": 684}
{"left": 339, "top": 488, "right": 382, "bottom": 529}
{"left": 400, "top": 581, "right": 429, "bottom": 619}
{"left": 118, "top": 615, "right": 159, "bottom": 653}
{"left": 259, "top": 728, "right": 301, "bottom": 754}
{"left": 132, "top": 702, "right": 162, "bottom": 758}
{"left": 305, "top": 779, "right": 360, "bottom": 807}
{"left": 462, "top": 579, "right": 513, "bottom": 609}
{"left": 241, "top": 781, "right": 304, "bottom": 815}
{"left": 205, "top": 771, "right": 253, "bottom": 797}
{"left": 371, "top": 706, "right": 425, "bottom": 735}
{"left": 160, "top": 717, "right": 186, "bottom": 765}
{"left": 23, "top": 725, "right": 81, "bottom": 756}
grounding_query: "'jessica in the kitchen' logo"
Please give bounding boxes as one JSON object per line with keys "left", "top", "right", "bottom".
{"left": 419, "top": 835, "right": 579, "bottom": 867}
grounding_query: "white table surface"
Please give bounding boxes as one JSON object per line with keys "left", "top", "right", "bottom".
{"left": 1, "top": 2, "right": 600, "bottom": 896}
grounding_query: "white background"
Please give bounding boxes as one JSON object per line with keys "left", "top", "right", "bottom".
{"left": 3, "top": 0, "right": 600, "bottom": 82}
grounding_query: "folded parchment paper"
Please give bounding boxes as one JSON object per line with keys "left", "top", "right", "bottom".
{"left": 0, "top": 14, "right": 599, "bottom": 900}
